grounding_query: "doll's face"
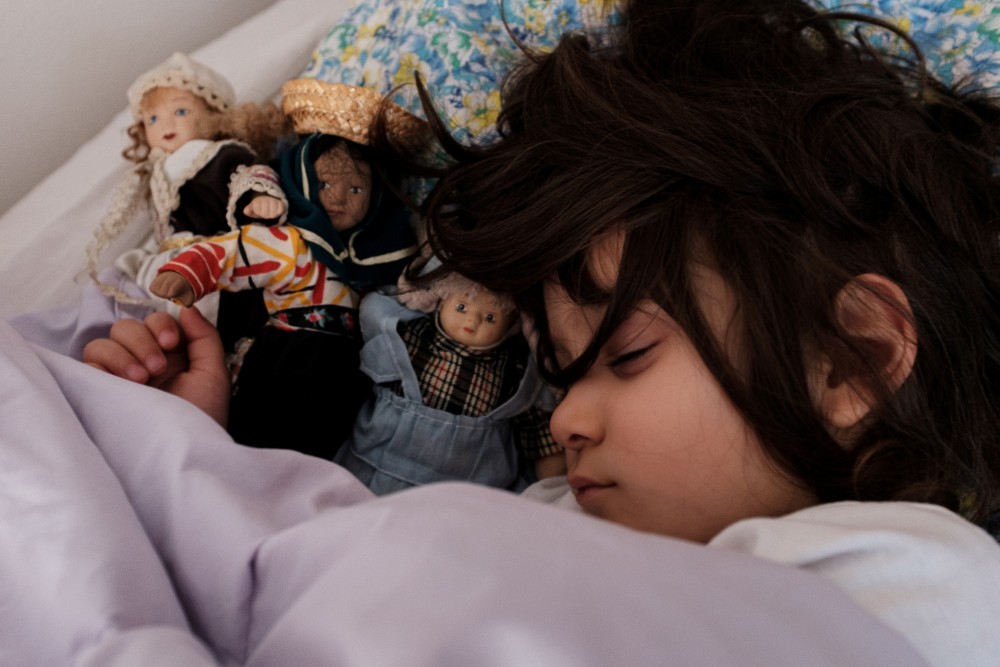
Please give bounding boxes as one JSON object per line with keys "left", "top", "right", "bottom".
{"left": 141, "top": 87, "right": 210, "bottom": 153}
{"left": 438, "top": 292, "right": 516, "bottom": 349}
{"left": 314, "top": 144, "right": 372, "bottom": 232}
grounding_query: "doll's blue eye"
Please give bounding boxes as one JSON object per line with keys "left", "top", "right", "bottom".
{"left": 148, "top": 115, "right": 158, "bottom": 125}
{"left": 485, "top": 313, "right": 497, "bottom": 324}
{"left": 175, "top": 108, "right": 189, "bottom": 117}
{"left": 455, "top": 303, "right": 466, "bottom": 313}
{"left": 350, "top": 186, "right": 362, "bottom": 195}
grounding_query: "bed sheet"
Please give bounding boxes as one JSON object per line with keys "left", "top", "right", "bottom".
{"left": 0, "top": 317, "right": 928, "bottom": 666}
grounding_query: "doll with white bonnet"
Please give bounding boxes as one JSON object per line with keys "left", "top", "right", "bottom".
{"left": 333, "top": 257, "right": 565, "bottom": 496}
{"left": 85, "top": 52, "right": 291, "bottom": 351}
{"left": 149, "top": 80, "right": 424, "bottom": 458}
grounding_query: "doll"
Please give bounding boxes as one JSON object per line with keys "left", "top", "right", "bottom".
{"left": 150, "top": 80, "right": 427, "bottom": 458}
{"left": 333, "top": 263, "right": 564, "bottom": 495}
{"left": 85, "top": 52, "right": 291, "bottom": 351}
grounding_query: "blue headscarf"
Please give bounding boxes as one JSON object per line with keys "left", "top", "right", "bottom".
{"left": 275, "top": 132, "right": 419, "bottom": 292}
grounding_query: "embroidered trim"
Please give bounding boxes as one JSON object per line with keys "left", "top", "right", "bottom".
{"left": 298, "top": 228, "right": 348, "bottom": 261}
{"left": 348, "top": 236, "right": 419, "bottom": 266}
{"left": 226, "top": 164, "right": 288, "bottom": 229}
{"left": 270, "top": 305, "right": 359, "bottom": 337}
{"left": 158, "top": 234, "right": 207, "bottom": 252}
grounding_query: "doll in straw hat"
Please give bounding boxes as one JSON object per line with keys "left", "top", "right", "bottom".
{"left": 85, "top": 52, "right": 292, "bottom": 352}
{"left": 333, "top": 253, "right": 565, "bottom": 495}
{"left": 149, "top": 80, "right": 426, "bottom": 457}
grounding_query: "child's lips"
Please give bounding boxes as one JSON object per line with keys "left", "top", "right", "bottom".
{"left": 568, "top": 474, "right": 615, "bottom": 506}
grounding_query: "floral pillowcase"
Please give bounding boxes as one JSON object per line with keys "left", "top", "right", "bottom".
{"left": 300, "top": 0, "right": 616, "bottom": 148}
{"left": 299, "top": 0, "right": 998, "bottom": 168}
{"left": 816, "top": 0, "right": 1000, "bottom": 89}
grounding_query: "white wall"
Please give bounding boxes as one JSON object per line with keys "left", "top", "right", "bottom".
{"left": 0, "top": 0, "right": 278, "bottom": 216}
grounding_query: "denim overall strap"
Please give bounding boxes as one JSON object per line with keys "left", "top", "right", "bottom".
{"left": 357, "top": 289, "right": 426, "bottom": 398}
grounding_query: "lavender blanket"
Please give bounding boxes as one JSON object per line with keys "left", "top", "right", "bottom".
{"left": 0, "top": 318, "right": 926, "bottom": 665}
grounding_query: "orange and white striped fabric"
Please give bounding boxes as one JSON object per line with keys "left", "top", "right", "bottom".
{"left": 159, "top": 223, "right": 359, "bottom": 317}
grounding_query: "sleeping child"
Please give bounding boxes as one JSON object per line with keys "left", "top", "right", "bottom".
{"left": 74, "top": 1, "right": 1000, "bottom": 664}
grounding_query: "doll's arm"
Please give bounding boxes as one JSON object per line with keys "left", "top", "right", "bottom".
{"left": 150, "top": 234, "right": 235, "bottom": 307}
{"left": 228, "top": 164, "right": 288, "bottom": 227}
{"left": 151, "top": 271, "right": 198, "bottom": 308}
{"left": 511, "top": 405, "right": 566, "bottom": 480}
{"left": 155, "top": 224, "right": 312, "bottom": 305}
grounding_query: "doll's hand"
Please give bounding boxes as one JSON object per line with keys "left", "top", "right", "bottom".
{"left": 82, "top": 308, "right": 230, "bottom": 426}
{"left": 151, "top": 271, "right": 197, "bottom": 307}
{"left": 243, "top": 194, "right": 286, "bottom": 220}
{"left": 396, "top": 270, "right": 440, "bottom": 313}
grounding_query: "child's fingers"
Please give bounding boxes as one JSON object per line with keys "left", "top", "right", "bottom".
{"left": 142, "top": 312, "right": 183, "bottom": 351}
{"left": 104, "top": 318, "right": 171, "bottom": 375}
{"left": 176, "top": 307, "right": 227, "bottom": 377}
{"left": 81, "top": 338, "right": 152, "bottom": 383}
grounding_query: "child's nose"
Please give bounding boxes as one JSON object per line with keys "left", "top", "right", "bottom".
{"left": 549, "top": 381, "right": 603, "bottom": 451}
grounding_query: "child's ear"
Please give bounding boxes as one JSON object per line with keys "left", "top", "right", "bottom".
{"left": 812, "top": 273, "right": 918, "bottom": 433}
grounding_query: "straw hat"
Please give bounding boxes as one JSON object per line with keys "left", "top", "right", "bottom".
{"left": 281, "top": 79, "right": 429, "bottom": 151}
{"left": 127, "top": 52, "right": 235, "bottom": 118}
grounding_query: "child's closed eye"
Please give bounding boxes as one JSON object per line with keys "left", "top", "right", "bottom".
{"left": 608, "top": 344, "right": 657, "bottom": 375}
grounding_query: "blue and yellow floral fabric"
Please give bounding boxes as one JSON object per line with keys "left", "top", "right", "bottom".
{"left": 301, "top": 0, "right": 617, "bottom": 147}
{"left": 302, "top": 0, "right": 997, "bottom": 151}
{"left": 815, "top": 0, "right": 999, "bottom": 89}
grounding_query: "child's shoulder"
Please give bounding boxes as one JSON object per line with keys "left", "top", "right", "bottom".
{"left": 711, "top": 500, "right": 998, "bottom": 561}
{"left": 711, "top": 501, "right": 1000, "bottom": 665}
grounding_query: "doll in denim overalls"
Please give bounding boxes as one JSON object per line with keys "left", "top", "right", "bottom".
{"left": 335, "top": 271, "right": 564, "bottom": 495}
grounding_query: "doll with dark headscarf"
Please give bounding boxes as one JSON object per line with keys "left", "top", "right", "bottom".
{"left": 151, "top": 80, "right": 427, "bottom": 458}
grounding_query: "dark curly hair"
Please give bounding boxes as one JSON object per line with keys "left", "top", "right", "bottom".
{"left": 380, "top": 0, "right": 1000, "bottom": 524}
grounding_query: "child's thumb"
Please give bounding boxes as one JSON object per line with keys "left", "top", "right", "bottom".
{"left": 177, "top": 307, "right": 226, "bottom": 374}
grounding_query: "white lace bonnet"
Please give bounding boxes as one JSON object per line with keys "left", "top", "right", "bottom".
{"left": 126, "top": 52, "right": 235, "bottom": 118}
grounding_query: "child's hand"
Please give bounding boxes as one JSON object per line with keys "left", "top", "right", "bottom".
{"left": 151, "top": 271, "right": 197, "bottom": 307}
{"left": 243, "top": 194, "right": 286, "bottom": 220}
{"left": 82, "top": 308, "right": 231, "bottom": 426}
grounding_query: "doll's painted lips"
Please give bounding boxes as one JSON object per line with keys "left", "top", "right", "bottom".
{"left": 164, "top": 133, "right": 176, "bottom": 141}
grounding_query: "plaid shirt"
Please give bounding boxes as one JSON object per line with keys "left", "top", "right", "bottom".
{"left": 390, "top": 317, "right": 559, "bottom": 460}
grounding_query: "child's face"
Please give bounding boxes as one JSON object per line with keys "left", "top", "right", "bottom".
{"left": 545, "top": 236, "right": 816, "bottom": 543}
{"left": 314, "top": 145, "right": 372, "bottom": 232}
{"left": 438, "top": 292, "right": 515, "bottom": 349}
{"left": 141, "top": 88, "right": 209, "bottom": 153}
